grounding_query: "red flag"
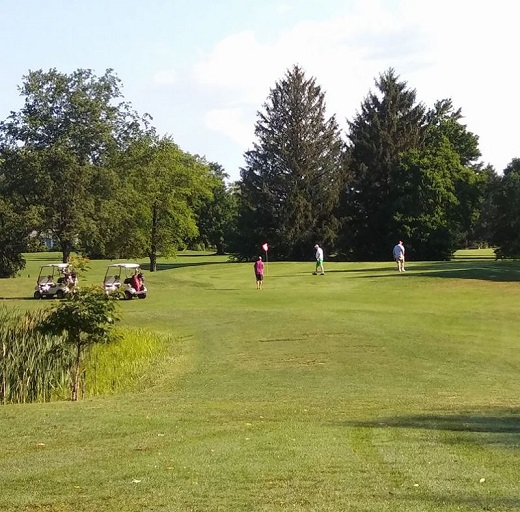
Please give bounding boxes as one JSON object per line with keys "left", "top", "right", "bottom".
{"left": 262, "top": 243, "right": 268, "bottom": 252}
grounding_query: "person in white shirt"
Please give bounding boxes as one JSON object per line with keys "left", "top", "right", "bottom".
{"left": 392, "top": 240, "right": 406, "bottom": 272}
{"left": 313, "top": 244, "right": 325, "bottom": 275}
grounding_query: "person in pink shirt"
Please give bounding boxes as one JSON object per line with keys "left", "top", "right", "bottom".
{"left": 254, "top": 256, "right": 264, "bottom": 290}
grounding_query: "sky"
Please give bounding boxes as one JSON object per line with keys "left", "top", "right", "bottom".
{"left": 0, "top": 0, "right": 518, "bottom": 181}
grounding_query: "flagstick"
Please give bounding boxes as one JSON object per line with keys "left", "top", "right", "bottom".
{"left": 265, "top": 250, "right": 268, "bottom": 276}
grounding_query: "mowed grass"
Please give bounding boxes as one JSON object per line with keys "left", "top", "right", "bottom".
{"left": 0, "top": 250, "right": 519, "bottom": 511}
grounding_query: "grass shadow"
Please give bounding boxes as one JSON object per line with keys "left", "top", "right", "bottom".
{"left": 326, "top": 266, "right": 393, "bottom": 274}
{"left": 336, "top": 407, "right": 520, "bottom": 440}
{"left": 397, "top": 490, "right": 520, "bottom": 511}
{"left": 343, "top": 260, "right": 520, "bottom": 282}
{"left": 0, "top": 297, "right": 37, "bottom": 301}
{"left": 414, "top": 259, "right": 520, "bottom": 281}
{"left": 141, "top": 260, "right": 229, "bottom": 272}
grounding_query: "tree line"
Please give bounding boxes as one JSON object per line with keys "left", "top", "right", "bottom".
{"left": 238, "top": 65, "right": 515, "bottom": 262}
{"left": 0, "top": 66, "right": 518, "bottom": 275}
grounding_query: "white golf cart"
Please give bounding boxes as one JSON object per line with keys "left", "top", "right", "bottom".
{"left": 34, "top": 263, "right": 78, "bottom": 299}
{"left": 103, "top": 263, "right": 147, "bottom": 300}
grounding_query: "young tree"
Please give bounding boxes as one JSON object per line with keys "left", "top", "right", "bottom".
{"left": 0, "top": 68, "right": 150, "bottom": 262}
{"left": 39, "top": 287, "right": 120, "bottom": 401}
{"left": 238, "top": 65, "right": 345, "bottom": 261}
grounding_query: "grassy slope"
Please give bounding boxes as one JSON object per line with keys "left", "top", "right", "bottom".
{"left": 0, "top": 251, "right": 519, "bottom": 511}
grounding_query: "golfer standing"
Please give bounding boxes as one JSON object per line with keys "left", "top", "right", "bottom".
{"left": 314, "top": 244, "right": 325, "bottom": 275}
{"left": 393, "top": 240, "right": 406, "bottom": 272}
{"left": 254, "top": 256, "right": 264, "bottom": 289}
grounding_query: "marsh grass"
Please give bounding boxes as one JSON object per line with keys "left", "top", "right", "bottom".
{"left": 84, "top": 328, "right": 173, "bottom": 396}
{"left": 0, "top": 250, "right": 519, "bottom": 511}
{"left": 0, "top": 307, "right": 73, "bottom": 404}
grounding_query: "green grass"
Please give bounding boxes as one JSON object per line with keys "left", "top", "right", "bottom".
{"left": 0, "top": 250, "right": 519, "bottom": 511}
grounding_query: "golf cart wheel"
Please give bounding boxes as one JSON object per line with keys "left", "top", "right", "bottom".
{"left": 137, "top": 293, "right": 147, "bottom": 299}
{"left": 34, "top": 291, "right": 42, "bottom": 299}
{"left": 124, "top": 291, "right": 133, "bottom": 300}
{"left": 55, "top": 289, "right": 65, "bottom": 299}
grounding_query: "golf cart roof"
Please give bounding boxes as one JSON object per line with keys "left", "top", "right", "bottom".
{"left": 41, "top": 263, "right": 70, "bottom": 269}
{"left": 107, "top": 263, "right": 141, "bottom": 269}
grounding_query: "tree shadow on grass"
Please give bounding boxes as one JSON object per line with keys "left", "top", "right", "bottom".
{"left": 329, "top": 260, "right": 520, "bottom": 282}
{"left": 27, "top": 256, "right": 64, "bottom": 262}
{"left": 396, "top": 490, "right": 520, "bottom": 511}
{"left": 408, "top": 260, "right": 520, "bottom": 282}
{"left": 334, "top": 407, "right": 520, "bottom": 509}
{"left": 0, "top": 297, "right": 36, "bottom": 301}
{"left": 326, "top": 266, "right": 394, "bottom": 274}
{"left": 141, "top": 260, "right": 228, "bottom": 272}
{"left": 335, "top": 407, "right": 520, "bottom": 442}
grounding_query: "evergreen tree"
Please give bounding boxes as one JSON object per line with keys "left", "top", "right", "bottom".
{"left": 237, "top": 65, "right": 345, "bottom": 261}
{"left": 338, "top": 68, "right": 426, "bottom": 260}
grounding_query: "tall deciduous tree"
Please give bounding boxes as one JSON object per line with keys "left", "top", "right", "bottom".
{"left": 392, "top": 142, "right": 478, "bottom": 260}
{"left": 0, "top": 68, "right": 150, "bottom": 262}
{"left": 470, "top": 164, "right": 500, "bottom": 247}
{"left": 386, "top": 98, "right": 486, "bottom": 260}
{"left": 0, "top": 197, "right": 39, "bottom": 277}
{"left": 194, "top": 163, "right": 238, "bottom": 255}
{"left": 108, "top": 136, "right": 213, "bottom": 271}
{"left": 238, "top": 65, "right": 345, "bottom": 261}
{"left": 425, "top": 99, "right": 481, "bottom": 167}
{"left": 489, "top": 158, "right": 520, "bottom": 258}
{"left": 338, "top": 68, "right": 427, "bottom": 260}
{"left": 423, "top": 98, "right": 486, "bottom": 251}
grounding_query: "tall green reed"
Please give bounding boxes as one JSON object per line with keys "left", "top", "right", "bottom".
{"left": 84, "top": 328, "right": 171, "bottom": 396}
{"left": 0, "top": 308, "right": 172, "bottom": 403}
{"left": 0, "top": 307, "right": 73, "bottom": 404}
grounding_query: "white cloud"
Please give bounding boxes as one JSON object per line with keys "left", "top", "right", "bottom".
{"left": 205, "top": 107, "right": 255, "bottom": 148}
{"left": 194, "top": 30, "right": 275, "bottom": 103}
{"left": 192, "top": 0, "right": 520, "bottom": 173}
{"left": 152, "top": 69, "right": 177, "bottom": 86}
{"left": 274, "top": 2, "right": 292, "bottom": 15}
{"left": 193, "top": 4, "right": 426, "bottom": 140}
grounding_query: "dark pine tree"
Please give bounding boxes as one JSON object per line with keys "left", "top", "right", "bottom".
{"left": 338, "top": 68, "right": 426, "bottom": 260}
{"left": 237, "top": 65, "right": 345, "bottom": 261}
